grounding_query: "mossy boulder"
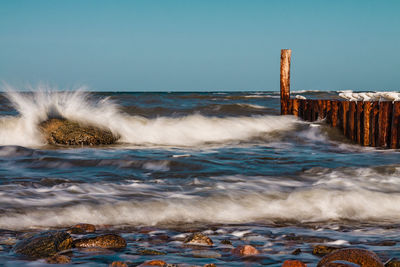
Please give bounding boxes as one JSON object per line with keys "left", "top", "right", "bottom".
{"left": 13, "top": 231, "right": 73, "bottom": 259}
{"left": 40, "top": 118, "right": 118, "bottom": 146}
{"left": 73, "top": 234, "right": 126, "bottom": 249}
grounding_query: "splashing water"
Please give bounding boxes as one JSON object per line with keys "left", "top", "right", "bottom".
{"left": 0, "top": 87, "right": 300, "bottom": 146}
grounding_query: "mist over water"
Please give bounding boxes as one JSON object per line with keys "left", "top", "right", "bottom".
{"left": 1, "top": 88, "right": 400, "bottom": 266}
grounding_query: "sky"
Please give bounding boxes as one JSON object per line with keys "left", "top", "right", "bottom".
{"left": 0, "top": 0, "right": 399, "bottom": 91}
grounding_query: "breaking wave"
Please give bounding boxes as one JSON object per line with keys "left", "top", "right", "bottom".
{"left": 0, "top": 88, "right": 299, "bottom": 147}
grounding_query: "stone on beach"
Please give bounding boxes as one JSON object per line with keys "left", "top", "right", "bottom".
{"left": 183, "top": 233, "right": 213, "bottom": 246}
{"left": 46, "top": 254, "right": 71, "bottom": 264}
{"left": 317, "top": 248, "right": 384, "bottom": 267}
{"left": 232, "top": 244, "right": 259, "bottom": 256}
{"left": 67, "top": 223, "right": 96, "bottom": 234}
{"left": 73, "top": 234, "right": 126, "bottom": 249}
{"left": 13, "top": 231, "right": 73, "bottom": 258}
{"left": 110, "top": 261, "right": 129, "bottom": 267}
{"left": 282, "top": 260, "right": 307, "bottom": 267}
{"left": 313, "top": 245, "right": 340, "bottom": 256}
{"left": 40, "top": 118, "right": 118, "bottom": 146}
{"left": 385, "top": 258, "right": 400, "bottom": 267}
{"left": 137, "top": 259, "right": 167, "bottom": 266}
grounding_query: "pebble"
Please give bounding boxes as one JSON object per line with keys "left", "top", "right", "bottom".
{"left": 184, "top": 233, "right": 213, "bottom": 246}
{"left": 282, "top": 260, "right": 307, "bottom": 267}
{"left": 232, "top": 244, "right": 259, "bottom": 256}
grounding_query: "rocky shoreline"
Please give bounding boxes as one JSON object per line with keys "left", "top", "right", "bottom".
{"left": 2, "top": 223, "right": 399, "bottom": 266}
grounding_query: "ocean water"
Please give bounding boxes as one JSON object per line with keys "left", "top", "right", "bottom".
{"left": 1, "top": 90, "right": 400, "bottom": 266}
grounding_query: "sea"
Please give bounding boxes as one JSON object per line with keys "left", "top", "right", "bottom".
{"left": 1, "top": 89, "right": 400, "bottom": 266}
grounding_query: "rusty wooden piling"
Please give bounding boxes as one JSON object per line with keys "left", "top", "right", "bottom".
{"left": 280, "top": 49, "right": 291, "bottom": 115}
{"left": 362, "top": 101, "right": 371, "bottom": 146}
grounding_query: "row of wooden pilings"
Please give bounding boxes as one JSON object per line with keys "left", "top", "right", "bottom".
{"left": 280, "top": 49, "right": 400, "bottom": 149}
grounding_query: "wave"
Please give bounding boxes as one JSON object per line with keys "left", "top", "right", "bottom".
{"left": 1, "top": 187, "right": 400, "bottom": 229}
{"left": 2, "top": 165, "right": 400, "bottom": 229}
{"left": 0, "top": 89, "right": 299, "bottom": 147}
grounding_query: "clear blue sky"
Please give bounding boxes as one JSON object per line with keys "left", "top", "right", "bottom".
{"left": 0, "top": 0, "right": 399, "bottom": 91}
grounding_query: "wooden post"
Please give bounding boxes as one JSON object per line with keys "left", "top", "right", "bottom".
{"left": 356, "top": 102, "right": 363, "bottom": 144}
{"left": 331, "top": 101, "right": 339, "bottom": 127}
{"left": 341, "top": 101, "right": 349, "bottom": 137}
{"left": 390, "top": 102, "right": 400, "bottom": 149}
{"left": 280, "top": 49, "right": 291, "bottom": 115}
{"left": 371, "top": 101, "right": 379, "bottom": 147}
{"left": 378, "top": 101, "right": 392, "bottom": 148}
{"left": 292, "top": 99, "right": 299, "bottom": 116}
{"left": 363, "top": 101, "right": 371, "bottom": 146}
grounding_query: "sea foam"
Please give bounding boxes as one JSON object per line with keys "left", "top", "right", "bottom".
{"left": 0, "top": 88, "right": 299, "bottom": 147}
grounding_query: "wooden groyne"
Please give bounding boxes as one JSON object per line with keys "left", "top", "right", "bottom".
{"left": 280, "top": 49, "right": 400, "bottom": 148}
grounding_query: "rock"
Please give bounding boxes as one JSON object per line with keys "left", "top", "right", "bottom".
{"left": 137, "top": 260, "right": 167, "bottom": 266}
{"left": 13, "top": 231, "right": 73, "bottom": 258}
{"left": 317, "top": 248, "right": 384, "bottom": 267}
{"left": 220, "top": 239, "right": 232, "bottom": 245}
{"left": 321, "top": 262, "right": 360, "bottom": 267}
{"left": 282, "top": 260, "right": 307, "bottom": 267}
{"left": 386, "top": 258, "right": 400, "bottom": 267}
{"left": 73, "top": 234, "right": 126, "bottom": 249}
{"left": 313, "top": 245, "right": 340, "bottom": 256}
{"left": 232, "top": 244, "right": 259, "bottom": 256}
{"left": 292, "top": 248, "right": 302, "bottom": 255}
{"left": 46, "top": 254, "right": 71, "bottom": 264}
{"left": 203, "top": 264, "right": 216, "bottom": 267}
{"left": 110, "top": 261, "right": 129, "bottom": 267}
{"left": 137, "top": 248, "right": 166, "bottom": 255}
{"left": 40, "top": 118, "right": 118, "bottom": 146}
{"left": 67, "top": 223, "right": 96, "bottom": 234}
{"left": 192, "top": 250, "right": 221, "bottom": 258}
{"left": 184, "top": 233, "right": 213, "bottom": 246}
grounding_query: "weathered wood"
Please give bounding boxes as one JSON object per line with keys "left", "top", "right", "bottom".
{"left": 312, "top": 100, "right": 319, "bottom": 121}
{"left": 391, "top": 102, "right": 400, "bottom": 149}
{"left": 292, "top": 99, "right": 300, "bottom": 116}
{"left": 280, "top": 49, "right": 291, "bottom": 115}
{"left": 347, "top": 102, "right": 356, "bottom": 141}
{"left": 356, "top": 102, "right": 363, "bottom": 144}
{"left": 305, "top": 100, "right": 313, "bottom": 121}
{"left": 331, "top": 101, "right": 339, "bottom": 127}
{"left": 341, "top": 101, "right": 349, "bottom": 137}
{"left": 370, "top": 101, "right": 379, "bottom": 147}
{"left": 362, "top": 101, "right": 371, "bottom": 146}
{"left": 378, "top": 101, "right": 392, "bottom": 148}
{"left": 298, "top": 99, "right": 305, "bottom": 119}
{"left": 321, "top": 100, "right": 328, "bottom": 120}
{"left": 288, "top": 99, "right": 293, "bottom": 115}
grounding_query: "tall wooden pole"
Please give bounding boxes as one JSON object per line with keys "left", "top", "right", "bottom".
{"left": 280, "top": 49, "right": 291, "bottom": 115}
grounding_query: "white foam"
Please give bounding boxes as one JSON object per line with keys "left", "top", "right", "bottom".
{"left": 3, "top": 188, "right": 400, "bottom": 229}
{"left": 0, "top": 87, "right": 299, "bottom": 147}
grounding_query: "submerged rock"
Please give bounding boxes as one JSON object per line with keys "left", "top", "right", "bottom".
{"left": 386, "top": 258, "right": 400, "bottom": 267}
{"left": 13, "top": 231, "right": 73, "bottom": 258}
{"left": 73, "top": 234, "right": 126, "bottom": 249}
{"left": 40, "top": 118, "right": 118, "bottom": 146}
{"left": 232, "top": 244, "right": 259, "bottom": 256}
{"left": 282, "top": 260, "right": 308, "bottom": 267}
{"left": 137, "top": 260, "right": 167, "bottom": 266}
{"left": 184, "top": 233, "right": 213, "bottom": 246}
{"left": 46, "top": 254, "right": 71, "bottom": 264}
{"left": 137, "top": 248, "right": 166, "bottom": 255}
{"left": 67, "top": 223, "right": 96, "bottom": 234}
{"left": 317, "top": 248, "right": 384, "bottom": 267}
{"left": 110, "top": 261, "right": 129, "bottom": 267}
{"left": 313, "top": 245, "right": 340, "bottom": 256}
